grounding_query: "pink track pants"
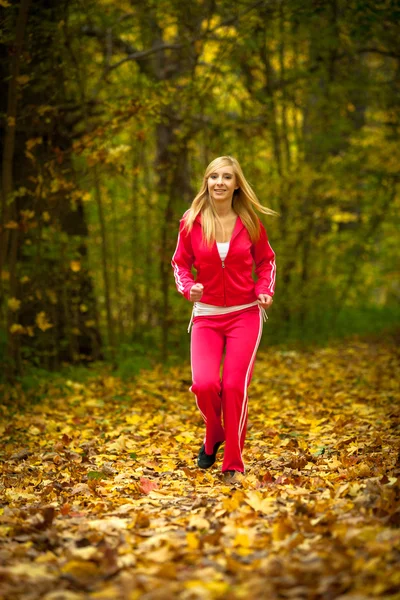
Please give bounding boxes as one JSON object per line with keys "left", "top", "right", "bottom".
{"left": 190, "top": 305, "right": 263, "bottom": 473}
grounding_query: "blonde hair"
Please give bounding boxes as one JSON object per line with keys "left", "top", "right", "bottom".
{"left": 183, "top": 155, "right": 278, "bottom": 245}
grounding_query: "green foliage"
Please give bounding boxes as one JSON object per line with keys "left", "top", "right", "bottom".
{"left": 1, "top": 0, "right": 399, "bottom": 377}
{"left": 114, "top": 342, "right": 154, "bottom": 381}
{"left": 263, "top": 304, "right": 400, "bottom": 349}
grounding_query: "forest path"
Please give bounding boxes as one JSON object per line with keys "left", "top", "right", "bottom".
{"left": 1, "top": 338, "right": 399, "bottom": 599}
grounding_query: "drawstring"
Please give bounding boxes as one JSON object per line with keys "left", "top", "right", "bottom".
{"left": 187, "top": 306, "right": 195, "bottom": 333}
{"left": 259, "top": 304, "right": 268, "bottom": 322}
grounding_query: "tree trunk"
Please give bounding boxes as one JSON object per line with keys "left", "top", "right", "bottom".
{"left": 93, "top": 165, "right": 116, "bottom": 365}
{"left": 278, "top": 4, "right": 292, "bottom": 172}
{"left": 111, "top": 185, "right": 122, "bottom": 346}
{"left": 1, "top": 0, "right": 32, "bottom": 378}
{"left": 0, "top": 0, "right": 104, "bottom": 375}
{"left": 131, "top": 135, "right": 141, "bottom": 334}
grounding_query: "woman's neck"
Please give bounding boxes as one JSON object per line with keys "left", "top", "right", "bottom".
{"left": 214, "top": 201, "right": 236, "bottom": 218}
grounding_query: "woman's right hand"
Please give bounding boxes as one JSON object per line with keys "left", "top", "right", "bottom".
{"left": 190, "top": 283, "right": 204, "bottom": 302}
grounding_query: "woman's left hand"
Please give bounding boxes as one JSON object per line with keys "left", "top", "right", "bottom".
{"left": 258, "top": 294, "right": 273, "bottom": 309}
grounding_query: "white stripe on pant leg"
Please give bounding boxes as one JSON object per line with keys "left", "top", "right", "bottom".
{"left": 190, "top": 385, "right": 207, "bottom": 423}
{"left": 238, "top": 308, "right": 263, "bottom": 446}
{"left": 240, "top": 395, "right": 248, "bottom": 440}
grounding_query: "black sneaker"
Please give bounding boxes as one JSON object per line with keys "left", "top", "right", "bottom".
{"left": 197, "top": 441, "right": 223, "bottom": 469}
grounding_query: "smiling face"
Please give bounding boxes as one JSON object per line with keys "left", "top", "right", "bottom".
{"left": 207, "top": 165, "right": 239, "bottom": 204}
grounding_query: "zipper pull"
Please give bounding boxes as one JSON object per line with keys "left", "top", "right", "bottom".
{"left": 221, "top": 261, "right": 225, "bottom": 268}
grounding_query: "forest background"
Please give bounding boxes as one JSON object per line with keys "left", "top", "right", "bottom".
{"left": 1, "top": 0, "right": 399, "bottom": 382}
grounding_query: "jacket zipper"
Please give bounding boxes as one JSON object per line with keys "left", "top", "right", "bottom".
{"left": 221, "top": 260, "right": 226, "bottom": 306}
{"left": 217, "top": 217, "right": 242, "bottom": 307}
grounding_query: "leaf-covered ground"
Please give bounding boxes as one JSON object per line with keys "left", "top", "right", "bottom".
{"left": 1, "top": 338, "right": 399, "bottom": 600}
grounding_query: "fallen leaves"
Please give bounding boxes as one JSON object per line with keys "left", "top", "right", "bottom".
{"left": 0, "top": 338, "right": 399, "bottom": 599}
{"left": 139, "top": 477, "right": 159, "bottom": 495}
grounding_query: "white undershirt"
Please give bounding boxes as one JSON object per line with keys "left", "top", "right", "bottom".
{"left": 216, "top": 241, "right": 230, "bottom": 261}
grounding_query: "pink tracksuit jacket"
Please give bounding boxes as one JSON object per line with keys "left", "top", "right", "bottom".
{"left": 172, "top": 213, "right": 276, "bottom": 303}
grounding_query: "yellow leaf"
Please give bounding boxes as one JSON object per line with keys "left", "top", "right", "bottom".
{"left": 348, "top": 483, "right": 362, "bottom": 497}
{"left": 188, "top": 515, "right": 210, "bottom": 531}
{"left": 245, "top": 491, "right": 276, "bottom": 515}
{"left": 36, "top": 311, "right": 53, "bottom": 331}
{"left": 185, "top": 579, "right": 230, "bottom": 595}
{"left": 222, "top": 489, "right": 245, "bottom": 512}
{"left": 69, "top": 547, "right": 98, "bottom": 560}
{"left": 9, "top": 323, "right": 25, "bottom": 334}
{"left": 332, "top": 211, "right": 358, "bottom": 223}
{"left": 70, "top": 260, "right": 81, "bottom": 272}
{"left": 25, "top": 137, "right": 43, "bottom": 150}
{"left": 347, "top": 443, "right": 361, "bottom": 454}
{"left": 186, "top": 532, "right": 200, "bottom": 550}
{"left": 89, "top": 517, "right": 128, "bottom": 533}
{"left": 61, "top": 560, "right": 100, "bottom": 581}
{"left": 233, "top": 531, "right": 250, "bottom": 548}
{"left": 5, "top": 220, "right": 18, "bottom": 229}
{"left": 126, "top": 414, "right": 141, "bottom": 425}
{"left": 144, "top": 544, "right": 173, "bottom": 563}
{"left": 88, "top": 586, "right": 121, "bottom": 599}
{"left": 353, "top": 463, "right": 371, "bottom": 477}
{"left": 387, "top": 477, "right": 398, "bottom": 486}
{"left": 15, "top": 186, "right": 28, "bottom": 197}
{"left": 16, "top": 74, "right": 30, "bottom": 85}
{"left": 3, "top": 563, "right": 53, "bottom": 580}
{"left": 35, "top": 551, "right": 58, "bottom": 564}
{"left": 20, "top": 209, "right": 35, "bottom": 220}
{"left": 8, "top": 297, "right": 21, "bottom": 311}
{"left": 156, "top": 562, "right": 177, "bottom": 579}
{"left": 272, "top": 517, "right": 294, "bottom": 541}
{"left": 29, "top": 426, "right": 41, "bottom": 436}
{"left": 37, "top": 105, "right": 53, "bottom": 116}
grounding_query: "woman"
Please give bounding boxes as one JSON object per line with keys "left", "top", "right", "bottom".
{"left": 171, "top": 156, "right": 277, "bottom": 482}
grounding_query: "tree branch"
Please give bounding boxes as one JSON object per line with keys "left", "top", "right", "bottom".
{"left": 358, "top": 47, "right": 400, "bottom": 59}
{"left": 82, "top": 0, "right": 267, "bottom": 77}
